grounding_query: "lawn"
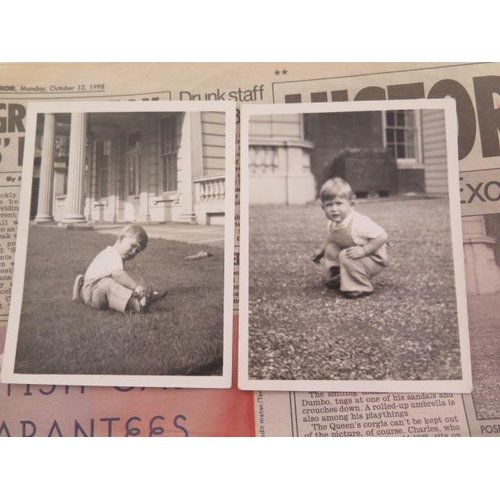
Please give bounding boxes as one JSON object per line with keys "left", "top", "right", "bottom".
{"left": 248, "top": 198, "right": 463, "bottom": 381}
{"left": 14, "top": 226, "right": 225, "bottom": 376}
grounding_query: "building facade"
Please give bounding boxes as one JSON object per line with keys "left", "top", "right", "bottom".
{"left": 33, "top": 111, "right": 226, "bottom": 226}
{"left": 248, "top": 109, "right": 449, "bottom": 205}
{"left": 248, "top": 113, "right": 315, "bottom": 205}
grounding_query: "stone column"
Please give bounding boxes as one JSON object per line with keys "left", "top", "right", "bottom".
{"left": 63, "top": 113, "right": 87, "bottom": 224}
{"left": 190, "top": 112, "right": 203, "bottom": 178}
{"left": 35, "top": 113, "right": 55, "bottom": 222}
{"left": 178, "top": 113, "right": 197, "bottom": 223}
{"left": 86, "top": 133, "right": 93, "bottom": 222}
{"left": 138, "top": 116, "right": 149, "bottom": 222}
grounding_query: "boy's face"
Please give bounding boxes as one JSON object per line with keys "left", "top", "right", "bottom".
{"left": 116, "top": 235, "right": 142, "bottom": 260}
{"left": 322, "top": 196, "right": 353, "bottom": 223}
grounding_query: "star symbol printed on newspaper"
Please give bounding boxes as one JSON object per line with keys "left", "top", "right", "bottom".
{"left": 282, "top": 69, "right": 288, "bottom": 75}
{"left": 274, "top": 69, "right": 281, "bottom": 76}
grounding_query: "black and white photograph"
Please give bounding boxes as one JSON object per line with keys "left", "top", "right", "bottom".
{"left": 465, "top": 212, "right": 500, "bottom": 419}
{"left": 1, "top": 100, "right": 236, "bottom": 388}
{"left": 238, "top": 99, "right": 472, "bottom": 392}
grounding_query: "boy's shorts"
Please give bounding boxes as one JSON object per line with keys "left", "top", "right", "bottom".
{"left": 87, "top": 278, "right": 133, "bottom": 312}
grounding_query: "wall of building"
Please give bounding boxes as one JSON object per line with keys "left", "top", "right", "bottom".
{"left": 463, "top": 215, "right": 500, "bottom": 294}
{"left": 201, "top": 111, "right": 225, "bottom": 177}
{"left": 249, "top": 114, "right": 315, "bottom": 205}
{"left": 421, "top": 109, "right": 448, "bottom": 196}
{"left": 250, "top": 113, "right": 303, "bottom": 139}
{"left": 304, "top": 111, "right": 384, "bottom": 191}
{"left": 46, "top": 111, "right": 228, "bottom": 226}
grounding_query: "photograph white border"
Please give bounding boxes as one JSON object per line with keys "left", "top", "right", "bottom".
{"left": 238, "top": 98, "right": 473, "bottom": 393}
{"left": 1, "top": 100, "right": 236, "bottom": 389}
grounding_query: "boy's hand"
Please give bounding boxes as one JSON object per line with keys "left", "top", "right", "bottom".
{"left": 345, "top": 246, "right": 366, "bottom": 259}
{"left": 133, "top": 285, "right": 147, "bottom": 299}
{"left": 312, "top": 249, "right": 325, "bottom": 264}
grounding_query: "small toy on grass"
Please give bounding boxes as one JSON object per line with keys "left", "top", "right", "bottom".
{"left": 184, "top": 250, "right": 213, "bottom": 261}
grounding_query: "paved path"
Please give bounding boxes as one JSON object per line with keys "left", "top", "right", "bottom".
{"left": 467, "top": 293, "right": 500, "bottom": 420}
{"left": 91, "top": 222, "right": 226, "bottom": 248}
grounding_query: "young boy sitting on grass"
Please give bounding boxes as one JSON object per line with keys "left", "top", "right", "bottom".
{"left": 312, "top": 177, "right": 388, "bottom": 299}
{"left": 72, "top": 224, "right": 166, "bottom": 312}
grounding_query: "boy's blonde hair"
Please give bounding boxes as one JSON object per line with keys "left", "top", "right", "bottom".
{"left": 120, "top": 224, "right": 148, "bottom": 250}
{"left": 319, "top": 177, "right": 355, "bottom": 203}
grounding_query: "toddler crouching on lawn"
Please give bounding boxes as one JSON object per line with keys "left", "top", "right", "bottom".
{"left": 72, "top": 224, "right": 166, "bottom": 312}
{"left": 312, "top": 177, "right": 388, "bottom": 299}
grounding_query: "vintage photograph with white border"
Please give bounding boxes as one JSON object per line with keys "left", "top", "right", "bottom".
{"left": 239, "top": 99, "right": 472, "bottom": 393}
{"left": 1, "top": 100, "right": 236, "bottom": 388}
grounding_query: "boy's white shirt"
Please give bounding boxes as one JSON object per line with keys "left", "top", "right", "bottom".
{"left": 327, "top": 209, "right": 385, "bottom": 245}
{"left": 85, "top": 246, "right": 123, "bottom": 281}
{"left": 82, "top": 246, "right": 124, "bottom": 302}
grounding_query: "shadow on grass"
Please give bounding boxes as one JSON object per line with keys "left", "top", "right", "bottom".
{"left": 14, "top": 226, "right": 225, "bottom": 377}
{"left": 248, "top": 198, "right": 463, "bottom": 381}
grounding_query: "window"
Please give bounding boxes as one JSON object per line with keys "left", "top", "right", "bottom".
{"left": 384, "top": 110, "right": 419, "bottom": 161}
{"left": 54, "top": 135, "right": 69, "bottom": 195}
{"left": 127, "top": 131, "right": 141, "bottom": 151}
{"left": 128, "top": 154, "right": 141, "bottom": 196}
{"left": 303, "top": 114, "right": 312, "bottom": 141}
{"left": 160, "top": 115, "right": 178, "bottom": 192}
{"left": 127, "top": 131, "right": 141, "bottom": 196}
{"left": 96, "top": 140, "right": 111, "bottom": 198}
{"left": 55, "top": 135, "right": 69, "bottom": 163}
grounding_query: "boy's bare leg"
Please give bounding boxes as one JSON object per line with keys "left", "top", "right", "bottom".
{"left": 90, "top": 278, "right": 135, "bottom": 312}
{"left": 125, "top": 297, "right": 142, "bottom": 312}
{"left": 92, "top": 281, "right": 165, "bottom": 313}
{"left": 126, "top": 286, "right": 166, "bottom": 313}
{"left": 72, "top": 274, "right": 84, "bottom": 302}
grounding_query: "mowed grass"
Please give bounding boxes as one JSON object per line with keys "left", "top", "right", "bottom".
{"left": 249, "top": 198, "right": 463, "bottom": 381}
{"left": 14, "top": 226, "right": 225, "bottom": 376}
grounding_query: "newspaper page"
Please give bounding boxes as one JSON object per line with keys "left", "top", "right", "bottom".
{"left": 0, "top": 62, "right": 498, "bottom": 436}
{"left": 0, "top": 63, "right": 255, "bottom": 436}
{"left": 252, "top": 62, "right": 500, "bottom": 437}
